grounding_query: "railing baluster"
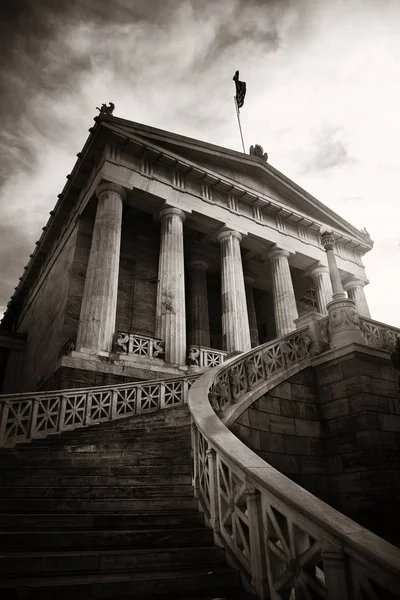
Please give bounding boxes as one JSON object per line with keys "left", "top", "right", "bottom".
{"left": 246, "top": 487, "right": 269, "bottom": 599}
{"left": 322, "top": 549, "right": 351, "bottom": 600}
{"left": 206, "top": 448, "right": 220, "bottom": 533}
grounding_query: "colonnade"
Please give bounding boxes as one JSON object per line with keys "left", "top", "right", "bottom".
{"left": 75, "top": 182, "right": 370, "bottom": 364}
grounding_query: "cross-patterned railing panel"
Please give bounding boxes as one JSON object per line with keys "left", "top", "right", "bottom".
{"left": 208, "top": 328, "right": 311, "bottom": 415}
{"left": 187, "top": 345, "right": 228, "bottom": 368}
{"left": 189, "top": 324, "right": 400, "bottom": 599}
{"left": 0, "top": 375, "right": 198, "bottom": 447}
{"left": 114, "top": 331, "right": 165, "bottom": 360}
{"left": 360, "top": 317, "right": 400, "bottom": 352}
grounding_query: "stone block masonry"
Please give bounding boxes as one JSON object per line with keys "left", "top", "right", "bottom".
{"left": 232, "top": 350, "right": 400, "bottom": 545}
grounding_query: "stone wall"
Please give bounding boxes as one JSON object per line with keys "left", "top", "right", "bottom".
{"left": 316, "top": 351, "right": 400, "bottom": 542}
{"left": 3, "top": 228, "right": 78, "bottom": 393}
{"left": 233, "top": 368, "right": 324, "bottom": 488}
{"left": 232, "top": 350, "right": 400, "bottom": 543}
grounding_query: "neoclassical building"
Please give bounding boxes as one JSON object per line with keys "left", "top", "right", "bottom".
{"left": 0, "top": 113, "right": 373, "bottom": 392}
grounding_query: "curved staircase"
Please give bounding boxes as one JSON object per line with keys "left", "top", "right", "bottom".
{"left": 1, "top": 320, "right": 400, "bottom": 599}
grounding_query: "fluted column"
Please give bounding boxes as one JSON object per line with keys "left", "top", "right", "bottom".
{"left": 267, "top": 247, "right": 298, "bottom": 337}
{"left": 187, "top": 260, "right": 210, "bottom": 347}
{"left": 217, "top": 230, "right": 251, "bottom": 353}
{"left": 343, "top": 278, "right": 371, "bottom": 318}
{"left": 244, "top": 276, "right": 260, "bottom": 348}
{"left": 155, "top": 207, "right": 186, "bottom": 365}
{"left": 307, "top": 264, "right": 333, "bottom": 315}
{"left": 320, "top": 228, "right": 345, "bottom": 298}
{"left": 76, "top": 182, "right": 125, "bottom": 353}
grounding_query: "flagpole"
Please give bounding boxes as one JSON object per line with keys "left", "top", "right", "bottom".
{"left": 234, "top": 96, "right": 246, "bottom": 153}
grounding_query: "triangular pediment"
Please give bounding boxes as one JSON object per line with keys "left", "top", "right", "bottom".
{"left": 101, "top": 116, "right": 372, "bottom": 248}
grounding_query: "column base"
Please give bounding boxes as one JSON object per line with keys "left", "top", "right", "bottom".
{"left": 327, "top": 297, "right": 365, "bottom": 350}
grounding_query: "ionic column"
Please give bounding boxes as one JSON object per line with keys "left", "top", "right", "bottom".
{"left": 76, "top": 182, "right": 126, "bottom": 353}
{"left": 187, "top": 260, "right": 210, "bottom": 347}
{"left": 307, "top": 264, "right": 333, "bottom": 315}
{"left": 343, "top": 277, "right": 371, "bottom": 318}
{"left": 267, "top": 247, "right": 298, "bottom": 337}
{"left": 244, "top": 276, "right": 260, "bottom": 348}
{"left": 320, "top": 227, "right": 364, "bottom": 349}
{"left": 155, "top": 207, "right": 186, "bottom": 365}
{"left": 320, "top": 227, "right": 345, "bottom": 298}
{"left": 217, "top": 230, "right": 251, "bottom": 353}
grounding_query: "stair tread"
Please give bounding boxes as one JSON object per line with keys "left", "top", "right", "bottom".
{"left": 0, "top": 565, "right": 237, "bottom": 586}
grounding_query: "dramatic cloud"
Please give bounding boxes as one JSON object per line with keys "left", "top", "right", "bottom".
{"left": 0, "top": 0, "right": 399, "bottom": 326}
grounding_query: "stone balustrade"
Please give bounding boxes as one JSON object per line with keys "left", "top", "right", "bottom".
{"left": 188, "top": 329, "right": 400, "bottom": 599}
{"left": 359, "top": 316, "right": 400, "bottom": 352}
{"left": 0, "top": 374, "right": 198, "bottom": 447}
{"left": 114, "top": 331, "right": 165, "bottom": 360}
{"left": 208, "top": 328, "right": 312, "bottom": 416}
{"left": 187, "top": 345, "right": 228, "bottom": 368}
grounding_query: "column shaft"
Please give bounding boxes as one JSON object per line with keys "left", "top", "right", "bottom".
{"left": 268, "top": 249, "right": 298, "bottom": 337}
{"left": 245, "top": 278, "right": 260, "bottom": 348}
{"left": 155, "top": 208, "right": 186, "bottom": 364}
{"left": 217, "top": 230, "right": 251, "bottom": 353}
{"left": 308, "top": 266, "right": 333, "bottom": 315}
{"left": 76, "top": 183, "right": 125, "bottom": 353}
{"left": 344, "top": 280, "right": 371, "bottom": 318}
{"left": 187, "top": 261, "right": 210, "bottom": 347}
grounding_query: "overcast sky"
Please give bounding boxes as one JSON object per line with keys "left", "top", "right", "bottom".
{"left": 1, "top": 0, "right": 399, "bottom": 327}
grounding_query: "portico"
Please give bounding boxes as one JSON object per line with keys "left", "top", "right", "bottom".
{"left": 1, "top": 116, "right": 373, "bottom": 392}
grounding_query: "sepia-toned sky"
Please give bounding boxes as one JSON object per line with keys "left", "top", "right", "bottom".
{"left": 1, "top": 0, "right": 399, "bottom": 326}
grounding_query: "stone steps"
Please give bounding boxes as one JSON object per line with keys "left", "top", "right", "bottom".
{"left": 0, "top": 484, "right": 194, "bottom": 499}
{"left": 0, "top": 511, "right": 205, "bottom": 530}
{"left": 1, "top": 526, "right": 214, "bottom": 551}
{"left": 0, "top": 545, "right": 226, "bottom": 577}
{"left": 0, "top": 496, "right": 199, "bottom": 513}
{"left": 0, "top": 404, "right": 251, "bottom": 599}
{"left": 0, "top": 473, "right": 192, "bottom": 486}
{"left": 0, "top": 566, "right": 244, "bottom": 599}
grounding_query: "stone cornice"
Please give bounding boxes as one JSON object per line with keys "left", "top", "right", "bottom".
{"left": 102, "top": 116, "right": 373, "bottom": 250}
{"left": 102, "top": 120, "right": 373, "bottom": 254}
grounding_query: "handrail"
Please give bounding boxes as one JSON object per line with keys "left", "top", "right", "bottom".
{"left": 188, "top": 328, "right": 400, "bottom": 599}
{"left": 359, "top": 316, "right": 400, "bottom": 352}
{"left": 0, "top": 373, "right": 198, "bottom": 447}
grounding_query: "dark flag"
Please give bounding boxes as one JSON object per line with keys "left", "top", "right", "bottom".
{"left": 233, "top": 70, "right": 246, "bottom": 109}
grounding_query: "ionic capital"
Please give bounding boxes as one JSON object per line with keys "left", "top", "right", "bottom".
{"left": 216, "top": 229, "right": 242, "bottom": 243}
{"left": 96, "top": 182, "right": 127, "bottom": 201}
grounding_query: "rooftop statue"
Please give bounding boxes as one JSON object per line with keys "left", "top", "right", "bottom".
{"left": 96, "top": 102, "right": 115, "bottom": 116}
{"left": 249, "top": 143, "right": 268, "bottom": 162}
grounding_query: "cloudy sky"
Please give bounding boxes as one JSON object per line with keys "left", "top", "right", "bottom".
{"left": 1, "top": 0, "right": 399, "bottom": 326}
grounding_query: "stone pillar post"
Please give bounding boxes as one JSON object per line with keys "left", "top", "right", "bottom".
{"left": 187, "top": 260, "right": 210, "bottom": 347}
{"left": 244, "top": 276, "right": 260, "bottom": 348}
{"left": 320, "top": 227, "right": 364, "bottom": 349}
{"left": 307, "top": 264, "right": 333, "bottom": 315}
{"left": 155, "top": 207, "right": 186, "bottom": 365}
{"left": 76, "top": 182, "right": 125, "bottom": 353}
{"left": 343, "top": 277, "right": 371, "bottom": 318}
{"left": 217, "top": 230, "right": 251, "bottom": 353}
{"left": 267, "top": 247, "right": 298, "bottom": 337}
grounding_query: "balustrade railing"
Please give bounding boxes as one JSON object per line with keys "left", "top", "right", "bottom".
{"left": 187, "top": 345, "right": 228, "bottom": 368}
{"left": 0, "top": 374, "right": 198, "bottom": 448}
{"left": 189, "top": 326, "right": 400, "bottom": 599}
{"left": 114, "top": 331, "right": 165, "bottom": 360}
{"left": 360, "top": 316, "right": 400, "bottom": 352}
{"left": 208, "top": 328, "right": 312, "bottom": 415}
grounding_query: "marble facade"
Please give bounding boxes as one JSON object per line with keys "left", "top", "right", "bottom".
{"left": 0, "top": 115, "right": 374, "bottom": 392}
